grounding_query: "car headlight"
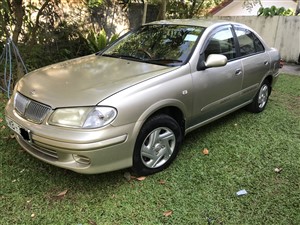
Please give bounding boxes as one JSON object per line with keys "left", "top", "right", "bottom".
{"left": 48, "top": 107, "right": 117, "bottom": 129}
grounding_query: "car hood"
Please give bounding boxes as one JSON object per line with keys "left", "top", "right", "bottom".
{"left": 17, "top": 54, "right": 177, "bottom": 108}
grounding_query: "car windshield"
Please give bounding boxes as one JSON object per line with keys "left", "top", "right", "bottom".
{"left": 101, "top": 24, "right": 204, "bottom": 66}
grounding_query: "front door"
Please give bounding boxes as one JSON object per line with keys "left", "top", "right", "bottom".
{"left": 191, "top": 26, "right": 243, "bottom": 126}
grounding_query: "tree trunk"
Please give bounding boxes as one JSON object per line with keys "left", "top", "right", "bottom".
{"left": 12, "top": 1, "right": 26, "bottom": 80}
{"left": 296, "top": 0, "right": 300, "bottom": 15}
{"left": 12, "top": 0, "right": 25, "bottom": 44}
{"left": 142, "top": 2, "right": 148, "bottom": 24}
{"left": 157, "top": 0, "right": 167, "bottom": 20}
{"left": 30, "top": 0, "right": 51, "bottom": 44}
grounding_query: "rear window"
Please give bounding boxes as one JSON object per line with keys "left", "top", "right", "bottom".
{"left": 234, "top": 27, "right": 265, "bottom": 56}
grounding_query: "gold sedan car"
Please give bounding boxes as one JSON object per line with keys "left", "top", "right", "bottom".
{"left": 5, "top": 19, "right": 281, "bottom": 175}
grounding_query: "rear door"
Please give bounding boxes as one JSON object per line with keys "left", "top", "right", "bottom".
{"left": 233, "top": 25, "right": 270, "bottom": 101}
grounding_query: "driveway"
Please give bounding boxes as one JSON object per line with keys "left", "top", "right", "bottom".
{"left": 280, "top": 63, "right": 300, "bottom": 76}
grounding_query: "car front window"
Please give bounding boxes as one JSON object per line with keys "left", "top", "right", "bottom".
{"left": 102, "top": 24, "right": 204, "bottom": 66}
{"left": 204, "top": 27, "right": 237, "bottom": 61}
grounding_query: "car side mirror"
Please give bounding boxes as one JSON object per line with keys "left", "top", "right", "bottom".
{"left": 205, "top": 54, "right": 227, "bottom": 68}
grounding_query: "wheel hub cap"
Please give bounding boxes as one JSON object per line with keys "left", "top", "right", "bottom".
{"left": 258, "top": 84, "right": 269, "bottom": 108}
{"left": 141, "top": 127, "right": 176, "bottom": 168}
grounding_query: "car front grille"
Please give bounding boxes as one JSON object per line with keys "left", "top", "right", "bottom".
{"left": 17, "top": 136, "right": 59, "bottom": 161}
{"left": 14, "top": 92, "right": 52, "bottom": 124}
{"left": 32, "top": 142, "right": 59, "bottom": 160}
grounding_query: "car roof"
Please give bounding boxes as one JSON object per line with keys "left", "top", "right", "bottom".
{"left": 146, "top": 19, "right": 232, "bottom": 28}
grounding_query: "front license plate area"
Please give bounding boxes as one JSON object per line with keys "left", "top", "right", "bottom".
{"left": 20, "top": 128, "right": 31, "bottom": 141}
{"left": 6, "top": 117, "right": 32, "bottom": 142}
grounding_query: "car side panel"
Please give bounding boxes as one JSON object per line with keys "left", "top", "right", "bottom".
{"left": 101, "top": 64, "right": 194, "bottom": 131}
{"left": 267, "top": 48, "right": 281, "bottom": 86}
{"left": 240, "top": 52, "right": 270, "bottom": 101}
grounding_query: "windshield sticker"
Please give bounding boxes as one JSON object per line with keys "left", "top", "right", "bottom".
{"left": 184, "top": 34, "right": 198, "bottom": 42}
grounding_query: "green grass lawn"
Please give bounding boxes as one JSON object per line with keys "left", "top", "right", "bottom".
{"left": 1, "top": 74, "right": 299, "bottom": 225}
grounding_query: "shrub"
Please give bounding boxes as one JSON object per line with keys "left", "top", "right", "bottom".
{"left": 86, "top": 29, "right": 119, "bottom": 52}
{"left": 257, "top": 6, "right": 294, "bottom": 16}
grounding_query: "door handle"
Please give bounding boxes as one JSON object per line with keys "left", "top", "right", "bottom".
{"left": 235, "top": 69, "right": 242, "bottom": 76}
{"left": 264, "top": 61, "right": 269, "bottom": 66}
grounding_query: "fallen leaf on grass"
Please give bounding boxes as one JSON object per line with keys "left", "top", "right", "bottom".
{"left": 56, "top": 189, "right": 68, "bottom": 198}
{"left": 31, "top": 213, "right": 35, "bottom": 218}
{"left": 124, "top": 172, "right": 147, "bottom": 181}
{"left": 10, "top": 134, "right": 15, "bottom": 139}
{"left": 159, "top": 180, "right": 166, "bottom": 185}
{"left": 274, "top": 167, "right": 283, "bottom": 173}
{"left": 88, "top": 220, "right": 97, "bottom": 225}
{"left": 163, "top": 210, "right": 173, "bottom": 217}
{"left": 136, "top": 176, "right": 146, "bottom": 181}
{"left": 0, "top": 118, "right": 3, "bottom": 123}
{"left": 202, "top": 148, "right": 209, "bottom": 155}
{"left": 1, "top": 125, "right": 6, "bottom": 130}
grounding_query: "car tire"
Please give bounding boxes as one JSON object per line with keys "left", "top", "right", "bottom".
{"left": 132, "top": 114, "right": 183, "bottom": 176}
{"left": 247, "top": 79, "right": 271, "bottom": 113}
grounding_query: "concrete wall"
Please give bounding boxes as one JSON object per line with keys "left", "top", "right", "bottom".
{"left": 210, "top": 16, "right": 300, "bottom": 62}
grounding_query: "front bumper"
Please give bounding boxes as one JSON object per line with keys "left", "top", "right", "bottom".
{"left": 5, "top": 98, "right": 136, "bottom": 174}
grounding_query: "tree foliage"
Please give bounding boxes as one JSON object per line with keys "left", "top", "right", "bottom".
{"left": 167, "top": 0, "right": 223, "bottom": 18}
{"left": 243, "top": 0, "right": 299, "bottom": 15}
{"left": 0, "top": 0, "right": 25, "bottom": 43}
{"left": 86, "top": 29, "right": 119, "bottom": 52}
{"left": 87, "top": 0, "right": 106, "bottom": 8}
{"left": 119, "top": 0, "right": 223, "bottom": 18}
{"left": 0, "top": 0, "right": 95, "bottom": 78}
{"left": 257, "top": 6, "right": 294, "bottom": 17}
{"left": 0, "top": 0, "right": 63, "bottom": 44}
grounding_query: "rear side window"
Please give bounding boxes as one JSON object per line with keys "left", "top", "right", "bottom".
{"left": 234, "top": 27, "right": 265, "bottom": 56}
{"left": 204, "top": 27, "right": 237, "bottom": 61}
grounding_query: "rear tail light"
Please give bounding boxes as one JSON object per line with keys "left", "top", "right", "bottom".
{"left": 279, "top": 59, "right": 284, "bottom": 68}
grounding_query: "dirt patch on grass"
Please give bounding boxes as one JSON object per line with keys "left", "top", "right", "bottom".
{"left": 271, "top": 90, "right": 300, "bottom": 118}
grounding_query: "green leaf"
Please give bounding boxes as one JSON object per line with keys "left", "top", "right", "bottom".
{"left": 257, "top": 7, "right": 264, "bottom": 16}
{"left": 109, "top": 33, "right": 119, "bottom": 44}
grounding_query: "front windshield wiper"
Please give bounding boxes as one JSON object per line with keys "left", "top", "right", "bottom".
{"left": 146, "top": 59, "right": 182, "bottom": 62}
{"left": 102, "top": 53, "right": 142, "bottom": 61}
{"left": 101, "top": 54, "right": 182, "bottom": 66}
{"left": 145, "top": 58, "right": 183, "bottom": 65}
